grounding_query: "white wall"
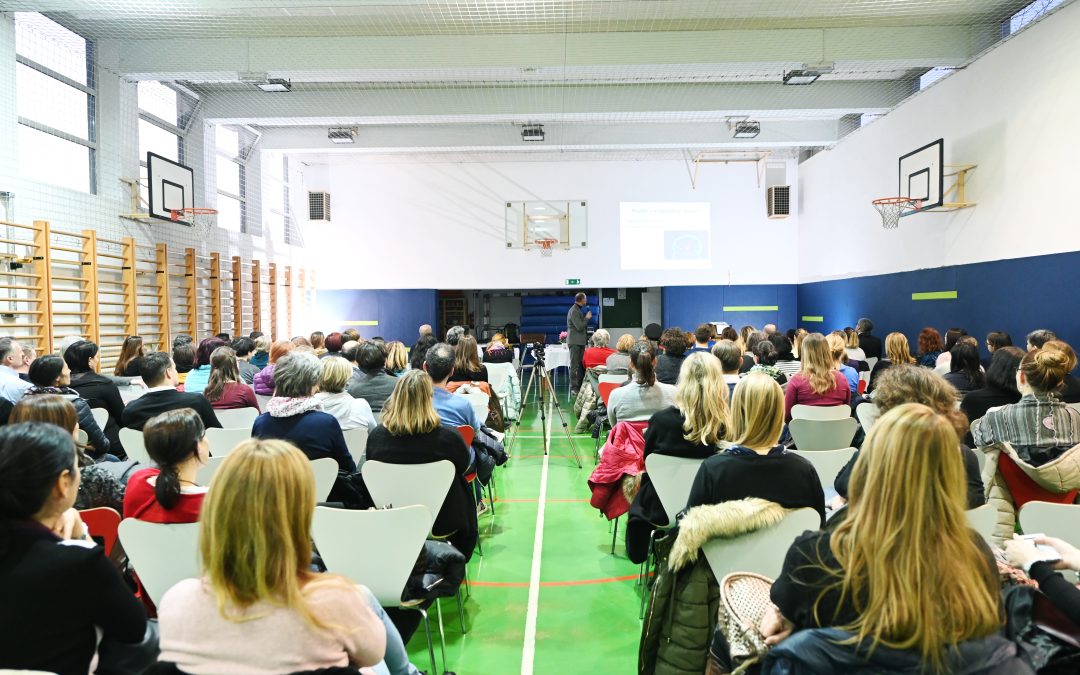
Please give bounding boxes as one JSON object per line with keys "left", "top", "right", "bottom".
{"left": 798, "top": 1, "right": 1080, "bottom": 283}
{"left": 294, "top": 156, "right": 798, "bottom": 289}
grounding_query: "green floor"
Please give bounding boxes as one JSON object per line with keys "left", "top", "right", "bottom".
{"left": 405, "top": 387, "right": 643, "bottom": 674}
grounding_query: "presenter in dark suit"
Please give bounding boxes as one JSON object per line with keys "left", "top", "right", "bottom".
{"left": 856, "top": 318, "right": 883, "bottom": 360}
{"left": 567, "top": 292, "right": 591, "bottom": 395}
{"left": 120, "top": 351, "right": 221, "bottom": 431}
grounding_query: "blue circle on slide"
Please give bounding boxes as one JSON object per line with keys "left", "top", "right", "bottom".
{"left": 665, "top": 231, "right": 706, "bottom": 259}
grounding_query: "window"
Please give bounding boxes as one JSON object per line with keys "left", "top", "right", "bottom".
{"left": 15, "top": 13, "right": 95, "bottom": 193}
{"left": 215, "top": 125, "right": 259, "bottom": 234}
{"left": 918, "top": 67, "right": 956, "bottom": 90}
{"left": 261, "top": 151, "right": 287, "bottom": 243}
{"left": 1005, "top": 0, "right": 1065, "bottom": 35}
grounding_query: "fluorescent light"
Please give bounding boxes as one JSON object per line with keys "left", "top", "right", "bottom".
{"left": 255, "top": 78, "right": 291, "bottom": 92}
{"left": 521, "top": 124, "right": 545, "bottom": 142}
{"left": 327, "top": 127, "right": 357, "bottom": 144}
{"left": 732, "top": 120, "right": 760, "bottom": 138}
{"left": 782, "top": 69, "right": 821, "bottom": 85}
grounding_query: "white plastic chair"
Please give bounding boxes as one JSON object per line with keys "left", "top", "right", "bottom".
{"left": 701, "top": 508, "right": 820, "bottom": 581}
{"left": 790, "top": 404, "right": 850, "bottom": 421}
{"left": 255, "top": 393, "right": 272, "bottom": 410}
{"left": 865, "top": 357, "right": 878, "bottom": 373}
{"left": 966, "top": 503, "right": 998, "bottom": 546}
{"left": 117, "top": 519, "right": 201, "bottom": 606}
{"left": 342, "top": 427, "right": 369, "bottom": 469}
{"left": 485, "top": 362, "right": 521, "bottom": 420}
{"left": 118, "top": 428, "right": 151, "bottom": 465}
{"left": 790, "top": 447, "right": 857, "bottom": 491}
{"left": 599, "top": 373, "right": 630, "bottom": 385}
{"left": 204, "top": 427, "right": 251, "bottom": 456}
{"left": 213, "top": 407, "right": 259, "bottom": 429}
{"left": 645, "top": 455, "right": 705, "bottom": 524}
{"left": 788, "top": 417, "right": 858, "bottom": 451}
{"left": 361, "top": 460, "right": 455, "bottom": 519}
{"left": 90, "top": 407, "right": 110, "bottom": 431}
{"left": 1019, "top": 502, "right": 1080, "bottom": 549}
{"left": 195, "top": 456, "right": 227, "bottom": 486}
{"left": 311, "top": 505, "right": 440, "bottom": 674}
{"left": 855, "top": 402, "right": 880, "bottom": 432}
{"left": 310, "top": 457, "right": 339, "bottom": 502}
{"left": 456, "top": 389, "right": 489, "bottom": 426}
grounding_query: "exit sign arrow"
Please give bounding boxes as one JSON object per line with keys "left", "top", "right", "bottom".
{"left": 566, "top": 278, "right": 581, "bottom": 286}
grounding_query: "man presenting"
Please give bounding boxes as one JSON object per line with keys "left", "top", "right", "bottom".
{"left": 567, "top": 292, "right": 591, "bottom": 396}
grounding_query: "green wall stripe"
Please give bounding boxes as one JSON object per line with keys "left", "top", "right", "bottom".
{"left": 801, "top": 316, "right": 824, "bottom": 322}
{"left": 723, "top": 305, "right": 779, "bottom": 312}
{"left": 911, "top": 291, "right": 958, "bottom": 301}
{"left": 342, "top": 320, "right": 380, "bottom": 326}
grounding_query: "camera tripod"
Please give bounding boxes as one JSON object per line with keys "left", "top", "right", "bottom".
{"left": 505, "top": 348, "right": 582, "bottom": 468}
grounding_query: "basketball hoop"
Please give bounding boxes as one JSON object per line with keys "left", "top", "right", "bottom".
{"left": 871, "top": 197, "right": 921, "bottom": 230}
{"left": 534, "top": 238, "right": 558, "bottom": 257}
{"left": 171, "top": 207, "right": 218, "bottom": 237}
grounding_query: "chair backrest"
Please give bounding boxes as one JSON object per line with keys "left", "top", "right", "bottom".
{"left": 865, "top": 357, "right": 878, "bottom": 373}
{"left": 998, "top": 453, "right": 1079, "bottom": 510}
{"left": 255, "top": 393, "right": 272, "bottom": 410}
{"left": 204, "top": 427, "right": 251, "bottom": 456}
{"left": 644, "top": 455, "right": 705, "bottom": 524}
{"left": 195, "top": 456, "right": 227, "bottom": 486}
{"left": 91, "top": 406, "right": 110, "bottom": 430}
{"left": 599, "top": 373, "right": 629, "bottom": 385}
{"left": 310, "top": 457, "right": 339, "bottom": 501}
{"left": 854, "top": 402, "right": 880, "bottom": 433}
{"left": 486, "top": 362, "right": 515, "bottom": 397}
{"left": 790, "top": 447, "right": 857, "bottom": 491}
{"left": 790, "top": 404, "right": 850, "bottom": 421}
{"left": 342, "top": 427, "right": 369, "bottom": 469}
{"left": 598, "top": 382, "right": 619, "bottom": 406}
{"left": 361, "top": 460, "right": 455, "bottom": 519}
{"left": 213, "top": 407, "right": 259, "bottom": 430}
{"left": 1019, "top": 501, "right": 1080, "bottom": 548}
{"left": 311, "top": 505, "right": 431, "bottom": 607}
{"left": 966, "top": 503, "right": 997, "bottom": 545}
{"left": 458, "top": 390, "right": 488, "bottom": 425}
{"left": 701, "top": 508, "right": 820, "bottom": 581}
{"left": 788, "top": 418, "right": 858, "bottom": 451}
{"left": 456, "top": 425, "right": 474, "bottom": 447}
{"left": 118, "top": 427, "right": 152, "bottom": 465}
{"left": 117, "top": 519, "right": 201, "bottom": 606}
{"left": 79, "top": 507, "right": 121, "bottom": 556}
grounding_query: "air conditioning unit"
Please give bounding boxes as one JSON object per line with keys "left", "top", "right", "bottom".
{"left": 767, "top": 185, "right": 790, "bottom": 219}
{"left": 308, "top": 191, "right": 330, "bottom": 221}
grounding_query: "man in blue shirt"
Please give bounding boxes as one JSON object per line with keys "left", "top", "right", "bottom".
{"left": 0, "top": 337, "right": 32, "bottom": 403}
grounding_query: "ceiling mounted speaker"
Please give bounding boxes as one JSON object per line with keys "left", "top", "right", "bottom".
{"left": 767, "top": 186, "right": 790, "bottom": 219}
{"left": 308, "top": 191, "right": 330, "bottom": 222}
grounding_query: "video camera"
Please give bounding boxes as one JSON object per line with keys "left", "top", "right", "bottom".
{"left": 526, "top": 342, "right": 546, "bottom": 365}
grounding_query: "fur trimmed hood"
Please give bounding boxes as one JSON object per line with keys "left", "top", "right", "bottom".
{"left": 668, "top": 498, "right": 790, "bottom": 572}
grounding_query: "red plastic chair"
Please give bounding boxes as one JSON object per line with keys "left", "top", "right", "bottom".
{"left": 79, "top": 507, "right": 121, "bottom": 556}
{"left": 598, "top": 382, "right": 619, "bottom": 407}
{"left": 998, "top": 453, "right": 1079, "bottom": 511}
{"left": 457, "top": 425, "right": 475, "bottom": 448}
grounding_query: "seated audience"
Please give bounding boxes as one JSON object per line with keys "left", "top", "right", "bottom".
{"left": 385, "top": 341, "right": 408, "bottom": 376}
{"left": 310, "top": 331, "right": 327, "bottom": 356}
{"left": 655, "top": 327, "right": 690, "bottom": 385}
{"left": 608, "top": 341, "right": 677, "bottom": 426}
{"left": 231, "top": 336, "right": 261, "bottom": 384}
{"left": 961, "top": 346, "right": 1024, "bottom": 425}
{"left": 483, "top": 333, "right": 514, "bottom": 364}
{"left": 10, "top": 395, "right": 125, "bottom": 513}
{"left": 867, "top": 331, "right": 915, "bottom": 393}
{"left": 834, "top": 365, "right": 984, "bottom": 510}
{"left": 424, "top": 343, "right": 481, "bottom": 433}
{"left": 253, "top": 352, "right": 355, "bottom": 474}
{"left": 250, "top": 335, "right": 271, "bottom": 369}
{"left": 843, "top": 327, "right": 866, "bottom": 363}
{"left": 446, "top": 325, "right": 466, "bottom": 345}
{"left": 1005, "top": 533, "right": 1080, "bottom": 625}
{"left": 203, "top": 346, "right": 260, "bottom": 411}
{"left": 943, "top": 339, "right": 985, "bottom": 395}
{"left": 340, "top": 340, "right": 359, "bottom": 366}
{"left": 25, "top": 355, "right": 111, "bottom": 459}
{"left": 0, "top": 423, "right": 150, "bottom": 674}
{"left": 347, "top": 341, "right": 399, "bottom": 413}
{"left": 971, "top": 340, "right": 1080, "bottom": 466}
{"left": 292, "top": 335, "right": 313, "bottom": 349}
{"left": 934, "top": 327, "right": 968, "bottom": 374}
{"left": 826, "top": 333, "right": 859, "bottom": 396}
{"left": 182, "top": 337, "right": 226, "bottom": 396}
{"left": 215, "top": 333, "right": 231, "bottom": 343}
{"left": 158, "top": 439, "right": 410, "bottom": 674}
{"left": 605, "top": 333, "right": 635, "bottom": 375}
{"left": 0, "top": 337, "right": 33, "bottom": 402}
{"left": 685, "top": 373, "right": 825, "bottom": 523}
{"left": 688, "top": 323, "right": 714, "bottom": 354}
{"left": 366, "top": 371, "right": 477, "bottom": 559}
{"left": 783, "top": 333, "right": 850, "bottom": 422}
{"left": 748, "top": 339, "right": 788, "bottom": 385}
{"left": 409, "top": 334, "right": 438, "bottom": 371}
{"left": 322, "top": 331, "right": 344, "bottom": 360}
{"left": 172, "top": 342, "right": 196, "bottom": 385}
{"left": 791, "top": 328, "right": 808, "bottom": 360}
{"left": 448, "top": 335, "right": 488, "bottom": 383}
{"left": 114, "top": 335, "right": 146, "bottom": 377}
{"left": 14, "top": 343, "right": 35, "bottom": 381}
{"left": 710, "top": 340, "right": 743, "bottom": 399}
{"left": 740, "top": 330, "right": 766, "bottom": 373}
{"left": 342, "top": 328, "right": 360, "bottom": 344}
{"left": 120, "top": 352, "right": 221, "bottom": 431}
{"left": 314, "top": 357, "right": 377, "bottom": 431}
{"left": 625, "top": 353, "right": 731, "bottom": 563}
{"left": 1027, "top": 328, "right": 1080, "bottom": 402}
{"left": 583, "top": 329, "right": 616, "bottom": 369}
{"left": 916, "top": 326, "right": 944, "bottom": 368}
{"left": 983, "top": 330, "right": 1012, "bottom": 369}
{"left": 65, "top": 340, "right": 126, "bottom": 436}
{"left": 771, "top": 334, "right": 802, "bottom": 378}
{"left": 764, "top": 404, "right": 1012, "bottom": 672}
{"left": 253, "top": 339, "right": 294, "bottom": 396}
{"left": 124, "top": 408, "right": 209, "bottom": 523}
{"left": 59, "top": 335, "right": 141, "bottom": 390}
{"left": 855, "top": 317, "right": 882, "bottom": 359}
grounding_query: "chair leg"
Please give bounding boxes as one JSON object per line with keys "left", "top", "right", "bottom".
{"left": 487, "top": 481, "right": 496, "bottom": 517}
{"left": 476, "top": 532, "right": 484, "bottom": 557}
{"left": 417, "top": 607, "right": 438, "bottom": 675}
{"left": 456, "top": 586, "right": 468, "bottom": 634}
{"left": 611, "top": 516, "right": 619, "bottom": 555}
{"left": 435, "top": 597, "right": 448, "bottom": 674}
{"left": 639, "top": 530, "right": 656, "bottom": 619}
{"left": 463, "top": 565, "right": 471, "bottom": 598}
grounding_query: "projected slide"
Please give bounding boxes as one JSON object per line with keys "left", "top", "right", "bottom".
{"left": 620, "top": 202, "right": 711, "bottom": 270}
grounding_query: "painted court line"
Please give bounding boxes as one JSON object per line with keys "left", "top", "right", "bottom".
{"left": 520, "top": 398, "right": 552, "bottom": 675}
{"left": 472, "top": 574, "right": 642, "bottom": 588}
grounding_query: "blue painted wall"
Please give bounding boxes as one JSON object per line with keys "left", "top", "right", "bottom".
{"left": 662, "top": 285, "right": 798, "bottom": 333}
{"left": 314, "top": 289, "right": 438, "bottom": 343}
{"left": 798, "top": 250, "right": 1080, "bottom": 350}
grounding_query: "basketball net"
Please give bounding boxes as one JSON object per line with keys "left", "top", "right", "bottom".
{"left": 171, "top": 207, "right": 218, "bottom": 237}
{"left": 872, "top": 197, "right": 921, "bottom": 230}
{"left": 535, "top": 238, "right": 558, "bottom": 257}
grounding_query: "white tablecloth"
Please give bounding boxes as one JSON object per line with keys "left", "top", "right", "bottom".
{"left": 543, "top": 344, "right": 571, "bottom": 371}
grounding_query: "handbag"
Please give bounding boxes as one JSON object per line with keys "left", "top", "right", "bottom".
{"left": 706, "top": 572, "right": 774, "bottom": 675}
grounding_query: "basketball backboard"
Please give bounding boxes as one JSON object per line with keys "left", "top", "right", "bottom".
{"left": 898, "top": 139, "right": 943, "bottom": 212}
{"left": 505, "top": 200, "right": 588, "bottom": 250}
{"left": 147, "top": 152, "right": 195, "bottom": 224}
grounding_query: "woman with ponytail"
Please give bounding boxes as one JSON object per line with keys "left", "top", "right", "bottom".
{"left": 123, "top": 408, "right": 209, "bottom": 522}
{"left": 607, "top": 340, "right": 676, "bottom": 426}
{"left": 783, "top": 332, "right": 850, "bottom": 422}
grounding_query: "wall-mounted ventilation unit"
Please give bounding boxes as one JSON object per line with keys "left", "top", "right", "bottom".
{"left": 308, "top": 191, "right": 331, "bottom": 221}
{"left": 767, "top": 186, "right": 790, "bottom": 218}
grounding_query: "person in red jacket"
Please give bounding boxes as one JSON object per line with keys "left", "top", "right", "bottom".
{"left": 583, "top": 329, "right": 617, "bottom": 369}
{"left": 124, "top": 408, "right": 209, "bottom": 523}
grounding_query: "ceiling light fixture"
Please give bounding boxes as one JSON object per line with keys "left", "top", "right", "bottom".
{"left": 255, "top": 78, "right": 291, "bottom": 92}
{"left": 728, "top": 118, "right": 760, "bottom": 139}
{"left": 521, "top": 124, "right": 545, "bottom": 142}
{"left": 327, "top": 127, "right": 357, "bottom": 144}
{"left": 782, "top": 69, "right": 821, "bottom": 85}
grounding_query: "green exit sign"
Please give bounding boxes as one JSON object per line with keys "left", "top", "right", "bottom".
{"left": 566, "top": 278, "right": 581, "bottom": 286}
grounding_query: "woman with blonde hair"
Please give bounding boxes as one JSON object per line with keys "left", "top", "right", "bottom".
{"left": 250, "top": 334, "right": 271, "bottom": 369}
{"left": 482, "top": 332, "right": 513, "bottom": 364}
{"left": 762, "top": 404, "right": 1020, "bottom": 672}
{"left": 366, "top": 370, "right": 476, "bottom": 560}
{"left": 314, "top": 356, "right": 376, "bottom": 431}
{"left": 784, "top": 333, "right": 850, "bottom": 422}
{"left": 685, "top": 373, "right": 824, "bottom": 523}
{"left": 605, "top": 333, "right": 636, "bottom": 375}
{"left": 385, "top": 341, "right": 408, "bottom": 376}
{"left": 867, "top": 331, "right": 916, "bottom": 393}
{"left": 625, "top": 353, "right": 732, "bottom": 563}
{"left": 448, "top": 334, "right": 488, "bottom": 383}
{"left": 157, "top": 438, "right": 418, "bottom": 674}
{"left": 309, "top": 331, "right": 326, "bottom": 356}
{"left": 826, "top": 333, "right": 859, "bottom": 396}
{"left": 843, "top": 326, "right": 866, "bottom": 363}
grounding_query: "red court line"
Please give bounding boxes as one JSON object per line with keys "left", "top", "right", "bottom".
{"left": 470, "top": 573, "right": 642, "bottom": 588}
